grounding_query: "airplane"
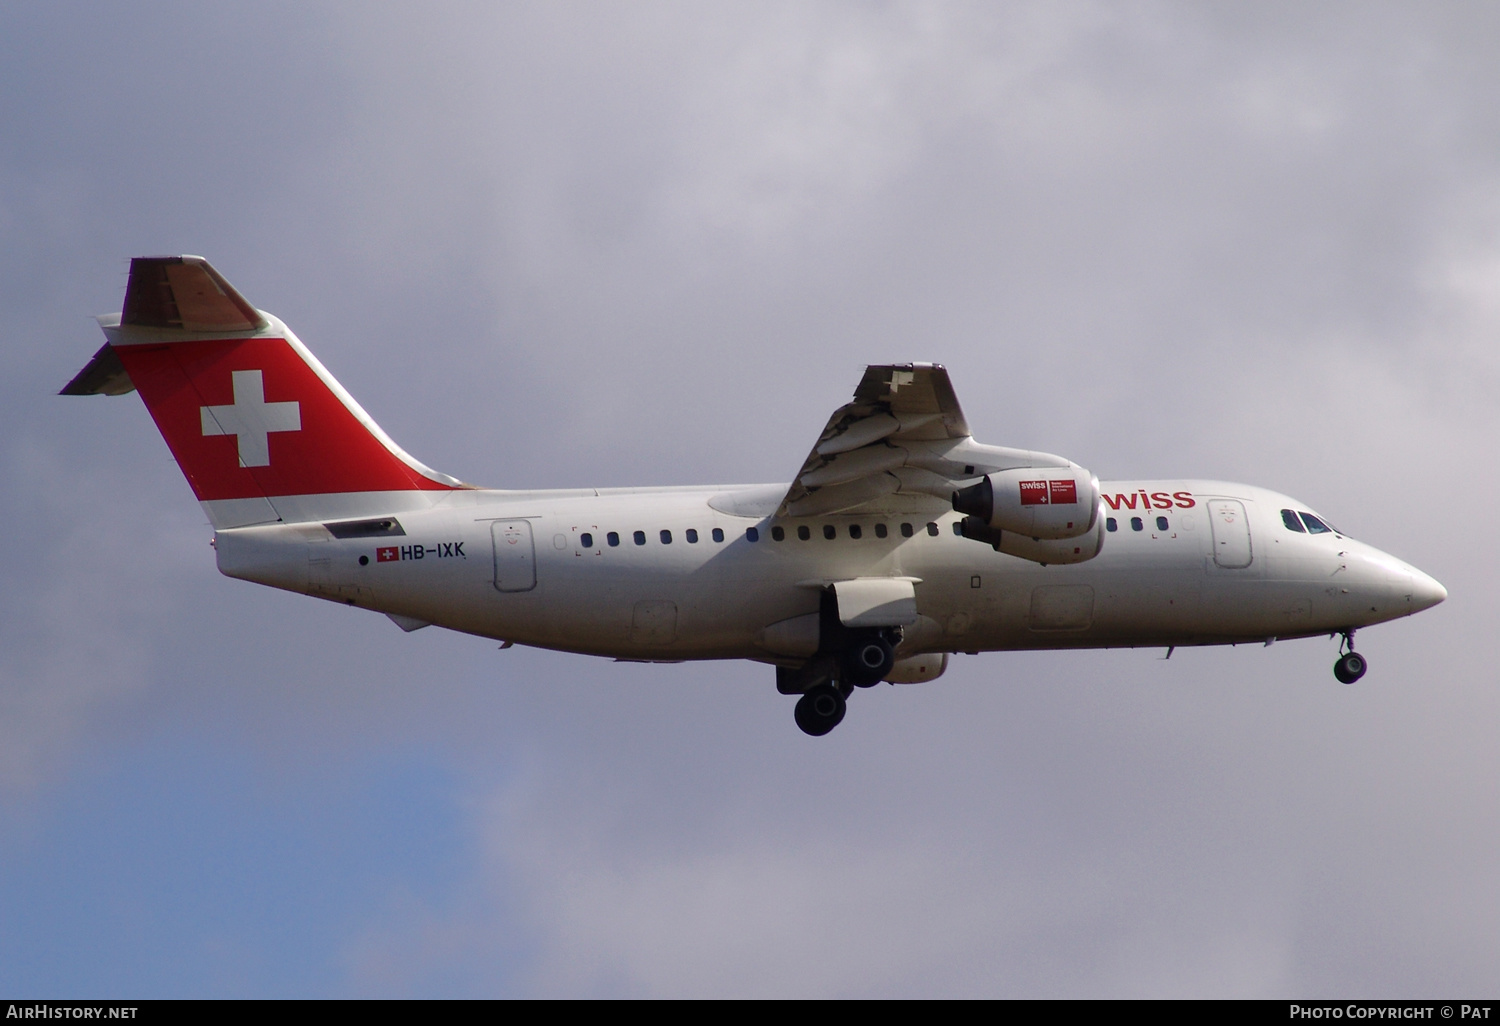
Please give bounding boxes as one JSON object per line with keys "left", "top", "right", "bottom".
{"left": 62, "top": 256, "right": 1448, "bottom": 736}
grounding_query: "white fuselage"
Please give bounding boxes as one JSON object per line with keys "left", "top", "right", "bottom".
{"left": 214, "top": 478, "right": 1445, "bottom": 664}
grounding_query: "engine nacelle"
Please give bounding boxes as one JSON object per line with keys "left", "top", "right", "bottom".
{"left": 884, "top": 652, "right": 948, "bottom": 684}
{"left": 958, "top": 506, "right": 1105, "bottom": 565}
{"left": 952, "top": 467, "right": 1100, "bottom": 540}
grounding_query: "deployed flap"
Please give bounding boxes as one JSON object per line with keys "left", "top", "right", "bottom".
{"left": 832, "top": 578, "right": 918, "bottom": 627}
{"left": 779, "top": 364, "right": 970, "bottom": 517}
{"left": 777, "top": 364, "right": 1080, "bottom": 519}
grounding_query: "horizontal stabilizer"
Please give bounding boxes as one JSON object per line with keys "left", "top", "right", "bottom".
{"left": 60, "top": 343, "right": 134, "bottom": 396}
{"left": 122, "top": 255, "right": 266, "bottom": 333}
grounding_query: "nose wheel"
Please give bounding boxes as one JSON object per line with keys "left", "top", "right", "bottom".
{"left": 1333, "top": 631, "right": 1367, "bottom": 684}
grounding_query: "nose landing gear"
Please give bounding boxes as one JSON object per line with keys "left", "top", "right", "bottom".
{"left": 1333, "top": 630, "right": 1367, "bottom": 684}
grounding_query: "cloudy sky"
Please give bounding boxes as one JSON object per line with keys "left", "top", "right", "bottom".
{"left": 2, "top": 1, "right": 1496, "bottom": 997}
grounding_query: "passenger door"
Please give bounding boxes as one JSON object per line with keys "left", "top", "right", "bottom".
{"left": 491, "top": 520, "right": 537, "bottom": 592}
{"left": 1208, "top": 499, "right": 1253, "bottom": 569}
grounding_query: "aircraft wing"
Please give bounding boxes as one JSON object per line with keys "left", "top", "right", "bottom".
{"left": 778, "top": 364, "right": 968, "bottom": 518}
{"left": 778, "top": 363, "right": 1067, "bottom": 518}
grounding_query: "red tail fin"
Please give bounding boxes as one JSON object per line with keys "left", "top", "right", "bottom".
{"left": 64, "top": 257, "right": 464, "bottom": 527}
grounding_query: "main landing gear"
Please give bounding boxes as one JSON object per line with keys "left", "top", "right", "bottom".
{"left": 842, "top": 633, "right": 897, "bottom": 688}
{"left": 1333, "top": 629, "right": 1367, "bottom": 684}
{"left": 794, "top": 683, "right": 847, "bottom": 736}
{"left": 780, "top": 609, "right": 903, "bottom": 736}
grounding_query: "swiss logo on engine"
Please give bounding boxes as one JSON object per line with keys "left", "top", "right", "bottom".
{"left": 1020, "top": 480, "right": 1078, "bottom": 506}
{"left": 1019, "top": 480, "right": 1049, "bottom": 505}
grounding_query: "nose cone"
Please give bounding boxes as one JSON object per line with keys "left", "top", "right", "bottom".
{"left": 1408, "top": 569, "right": 1447, "bottom": 614}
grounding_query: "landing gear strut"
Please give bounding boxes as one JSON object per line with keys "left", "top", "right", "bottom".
{"left": 787, "top": 631, "right": 896, "bottom": 735}
{"left": 1333, "top": 630, "right": 1367, "bottom": 684}
{"left": 780, "top": 594, "right": 906, "bottom": 738}
{"left": 784, "top": 593, "right": 906, "bottom": 735}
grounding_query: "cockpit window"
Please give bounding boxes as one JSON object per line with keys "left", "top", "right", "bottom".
{"left": 1300, "top": 512, "right": 1333, "bottom": 535}
{"left": 1281, "top": 509, "right": 1306, "bottom": 532}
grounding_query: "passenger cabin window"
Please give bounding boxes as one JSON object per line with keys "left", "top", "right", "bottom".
{"left": 901, "top": 523, "right": 914, "bottom": 538}
{"left": 686, "top": 528, "right": 698, "bottom": 543}
{"left": 1300, "top": 512, "right": 1333, "bottom": 535}
{"left": 746, "top": 527, "right": 759, "bottom": 542}
{"left": 927, "top": 522, "right": 939, "bottom": 537}
{"left": 712, "top": 528, "right": 724, "bottom": 543}
{"left": 1106, "top": 518, "right": 1118, "bottom": 532}
{"left": 797, "top": 525, "right": 811, "bottom": 541}
{"left": 660, "top": 530, "right": 673, "bottom": 544}
{"left": 580, "top": 533, "right": 593, "bottom": 548}
{"left": 849, "top": 524, "right": 862, "bottom": 539}
{"left": 951, "top": 522, "right": 963, "bottom": 536}
{"left": 823, "top": 525, "right": 836, "bottom": 540}
{"left": 633, "top": 530, "right": 646, "bottom": 546}
{"left": 874, "top": 523, "right": 888, "bottom": 539}
{"left": 1131, "top": 517, "right": 1143, "bottom": 532}
{"left": 607, "top": 532, "right": 620, "bottom": 547}
{"left": 771, "top": 526, "right": 785, "bottom": 541}
{"left": 1156, "top": 516, "right": 1169, "bottom": 531}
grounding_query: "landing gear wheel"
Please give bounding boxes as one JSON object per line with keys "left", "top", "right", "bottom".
{"left": 794, "top": 684, "right": 847, "bottom": 736}
{"left": 842, "top": 636, "right": 896, "bottom": 688}
{"left": 1333, "top": 651, "right": 1367, "bottom": 684}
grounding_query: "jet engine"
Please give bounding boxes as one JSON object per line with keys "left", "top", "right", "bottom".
{"left": 951, "top": 467, "right": 1100, "bottom": 539}
{"left": 958, "top": 509, "right": 1106, "bottom": 565}
{"left": 884, "top": 652, "right": 948, "bottom": 684}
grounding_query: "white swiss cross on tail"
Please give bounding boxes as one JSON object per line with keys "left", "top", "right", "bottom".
{"left": 200, "top": 369, "right": 301, "bottom": 468}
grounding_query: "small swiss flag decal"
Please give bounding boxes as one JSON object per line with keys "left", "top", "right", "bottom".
{"left": 376, "top": 547, "right": 399, "bottom": 562}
